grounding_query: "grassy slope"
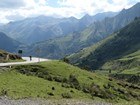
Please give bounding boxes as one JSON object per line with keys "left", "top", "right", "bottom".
{"left": 0, "top": 71, "right": 90, "bottom": 99}
{"left": 95, "top": 49, "right": 140, "bottom": 86}
{"left": 0, "top": 61, "right": 140, "bottom": 104}
{"left": 102, "top": 49, "right": 140, "bottom": 71}
{"left": 0, "top": 49, "right": 21, "bottom": 63}
{"left": 68, "top": 17, "right": 140, "bottom": 70}
{"left": 67, "top": 34, "right": 115, "bottom": 64}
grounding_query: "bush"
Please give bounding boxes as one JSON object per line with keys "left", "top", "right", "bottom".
{"left": 47, "top": 92, "right": 54, "bottom": 96}
{"left": 69, "top": 74, "right": 81, "bottom": 90}
{"left": 46, "top": 75, "right": 53, "bottom": 81}
{"left": 82, "top": 84, "right": 90, "bottom": 93}
{"left": 53, "top": 76, "right": 63, "bottom": 82}
{"left": 62, "top": 78, "right": 68, "bottom": 83}
{"left": 63, "top": 57, "right": 70, "bottom": 63}
{"left": 61, "top": 83, "right": 70, "bottom": 88}
{"left": 70, "top": 90, "right": 74, "bottom": 93}
{"left": 61, "top": 93, "right": 72, "bottom": 98}
{"left": 52, "top": 87, "right": 55, "bottom": 90}
{"left": 0, "top": 89, "right": 7, "bottom": 95}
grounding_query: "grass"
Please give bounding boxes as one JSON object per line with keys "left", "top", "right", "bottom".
{"left": 38, "top": 61, "right": 109, "bottom": 86}
{"left": 96, "top": 49, "right": 140, "bottom": 87}
{"left": 0, "top": 60, "right": 140, "bottom": 103}
{"left": 67, "top": 34, "right": 115, "bottom": 64}
{"left": 0, "top": 70, "right": 90, "bottom": 99}
{"left": 119, "top": 50, "right": 140, "bottom": 61}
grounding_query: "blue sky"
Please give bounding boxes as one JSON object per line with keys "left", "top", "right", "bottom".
{"left": 0, "top": 0, "right": 140, "bottom": 23}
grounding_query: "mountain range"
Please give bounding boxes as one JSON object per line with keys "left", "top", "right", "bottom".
{"left": 25, "top": 3, "right": 140, "bottom": 59}
{"left": 0, "top": 12, "right": 117, "bottom": 44}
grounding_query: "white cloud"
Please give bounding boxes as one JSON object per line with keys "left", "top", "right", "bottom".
{"left": 0, "top": 0, "right": 140, "bottom": 23}
{"left": 58, "top": 0, "right": 136, "bottom": 14}
{"left": 0, "top": 0, "right": 26, "bottom": 9}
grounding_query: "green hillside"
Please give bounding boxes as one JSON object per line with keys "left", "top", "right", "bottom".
{"left": 0, "top": 49, "right": 21, "bottom": 63}
{"left": 99, "top": 50, "right": 140, "bottom": 86}
{"left": 68, "top": 17, "right": 140, "bottom": 70}
{"left": 0, "top": 61, "right": 140, "bottom": 104}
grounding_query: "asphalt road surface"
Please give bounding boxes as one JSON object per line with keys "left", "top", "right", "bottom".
{"left": 0, "top": 57, "right": 50, "bottom": 67}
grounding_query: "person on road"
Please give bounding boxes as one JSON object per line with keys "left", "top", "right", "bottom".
{"left": 29, "top": 56, "right": 32, "bottom": 61}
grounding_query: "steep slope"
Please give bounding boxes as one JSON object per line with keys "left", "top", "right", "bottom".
{"left": 0, "top": 32, "right": 20, "bottom": 52}
{"left": 0, "top": 49, "right": 21, "bottom": 62}
{"left": 26, "top": 3, "right": 140, "bottom": 59}
{"left": 77, "top": 2, "right": 140, "bottom": 48}
{"left": 68, "top": 17, "right": 140, "bottom": 70}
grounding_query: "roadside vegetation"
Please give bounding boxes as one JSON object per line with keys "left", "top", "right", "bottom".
{"left": 0, "top": 61, "right": 140, "bottom": 104}
{"left": 0, "top": 50, "right": 22, "bottom": 63}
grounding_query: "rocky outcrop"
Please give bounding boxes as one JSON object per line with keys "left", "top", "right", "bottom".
{"left": 0, "top": 50, "right": 21, "bottom": 62}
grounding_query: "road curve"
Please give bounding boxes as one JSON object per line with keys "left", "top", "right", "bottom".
{"left": 0, "top": 57, "right": 50, "bottom": 67}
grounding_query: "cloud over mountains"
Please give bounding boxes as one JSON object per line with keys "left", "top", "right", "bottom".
{"left": 0, "top": 0, "right": 140, "bottom": 23}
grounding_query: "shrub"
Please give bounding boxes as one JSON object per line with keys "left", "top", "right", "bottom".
{"left": 0, "top": 89, "right": 7, "bottom": 95}
{"left": 69, "top": 74, "right": 81, "bottom": 90}
{"left": 62, "top": 78, "right": 68, "bottom": 83}
{"left": 46, "top": 75, "right": 53, "bottom": 81}
{"left": 53, "top": 76, "right": 63, "bottom": 82}
{"left": 109, "top": 78, "right": 113, "bottom": 81}
{"left": 103, "top": 84, "right": 109, "bottom": 89}
{"left": 61, "top": 93, "right": 72, "bottom": 98}
{"left": 61, "top": 83, "right": 70, "bottom": 88}
{"left": 70, "top": 90, "right": 74, "bottom": 93}
{"left": 82, "top": 84, "right": 90, "bottom": 93}
{"left": 82, "top": 87, "right": 90, "bottom": 93}
{"left": 47, "top": 92, "right": 54, "bottom": 96}
{"left": 129, "top": 91, "right": 138, "bottom": 98}
{"left": 52, "top": 87, "right": 55, "bottom": 90}
{"left": 63, "top": 57, "right": 70, "bottom": 63}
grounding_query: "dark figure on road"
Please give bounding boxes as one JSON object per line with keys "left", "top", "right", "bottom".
{"left": 29, "top": 56, "right": 32, "bottom": 61}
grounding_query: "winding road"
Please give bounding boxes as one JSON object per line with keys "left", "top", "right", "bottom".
{"left": 0, "top": 57, "right": 50, "bottom": 67}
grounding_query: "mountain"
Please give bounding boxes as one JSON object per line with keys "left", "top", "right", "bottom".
{"left": 0, "top": 16, "right": 80, "bottom": 44}
{"left": 0, "top": 32, "right": 20, "bottom": 52}
{"left": 25, "top": 3, "right": 140, "bottom": 59}
{"left": 79, "top": 11, "right": 118, "bottom": 27}
{"left": 67, "top": 17, "right": 140, "bottom": 70}
{"left": 0, "top": 12, "right": 118, "bottom": 44}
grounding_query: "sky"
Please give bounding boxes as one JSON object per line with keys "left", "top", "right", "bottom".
{"left": 0, "top": 0, "right": 140, "bottom": 23}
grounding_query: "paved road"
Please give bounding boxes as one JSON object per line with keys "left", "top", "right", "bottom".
{"left": 0, "top": 57, "right": 50, "bottom": 67}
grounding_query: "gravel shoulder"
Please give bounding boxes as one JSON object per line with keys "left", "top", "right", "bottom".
{"left": 0, "top": 97, "right": 116, "bottom": 105}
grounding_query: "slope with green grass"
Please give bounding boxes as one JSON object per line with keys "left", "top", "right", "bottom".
{"left": 68, "top": 17, "right": 140, "bottom": 70}
{"left": 100, "top": 50, "right": 140, "bottom": 85}
{"left": 0, "top": 61, "right": 140, "bottom": 104}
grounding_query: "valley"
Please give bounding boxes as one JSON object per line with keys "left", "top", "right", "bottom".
{"left": 25, "top": 3, "right": 140, "bottom": 59}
